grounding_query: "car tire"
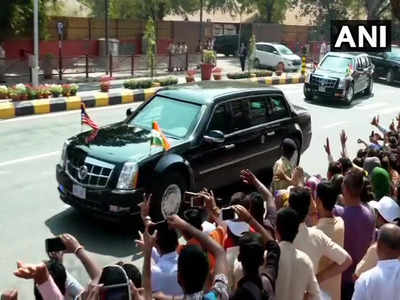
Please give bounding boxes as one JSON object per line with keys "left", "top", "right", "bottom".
{"left": 151, "top": 171, "right": 187, "bottom": 221}
{"left": 345, "top": 83, "right": 354, "bottom": 105}
{"left": 364, "top": 78, "right": 373, "bottom": 96}
{"left": 304, "top": 86, "right": 313, "bottom": 101}
{"left": 254, "top": 58, "right": 260, "bottom": 69}
{"left": 386, "top": 69, "right": 394, "bottom": 84}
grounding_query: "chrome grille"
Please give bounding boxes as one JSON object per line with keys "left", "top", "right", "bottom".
{"left": 66, "top": 156, "right": 115, "bottom": 188}
{"left": 311, "top": 76, "right": 337, "bottom": 89}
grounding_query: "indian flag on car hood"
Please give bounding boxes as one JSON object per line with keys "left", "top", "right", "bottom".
{"left": 150, "top": 121, "right": 171, "bottom": 151}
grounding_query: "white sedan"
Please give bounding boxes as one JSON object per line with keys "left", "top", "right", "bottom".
{"left": 254, "top": 42, "right": 301, "bottom": 72}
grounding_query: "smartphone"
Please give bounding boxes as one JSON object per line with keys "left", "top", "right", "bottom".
{"left": 221, "top": 207, "right": 236, "bottom": 220}
{"left": 184, "top": 191, "right": 204, "bottom": 208}
{"left": 148, "top": 220, "right": 166, "bottom": 235}
{"left": 45, "top": 237, "right": 66, "bottom": 253}
{"left": 99, "top": 283, "right": 131, "bottom": 300}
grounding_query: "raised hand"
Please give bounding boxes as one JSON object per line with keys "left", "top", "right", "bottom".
{"left": 340, "top": 130, "right": 348, "bottom": 146}
{"left": 371, "top": 115, "right": 379, "bottom": 127}
{"left": 14, "top": 262, "right": 49, "bottom": 285}
{"left": 138, "top": 193, "right": 152, "bottom": 222}
{"left": 390, "top": 120, "right": 396, "bottom": 132}
{"left": 60, "top": 234, "right": 82, "bottom": 254}
{"left": 1, "top": 289, "right": 18, "bottom": 300}
{"left": 323, "top": 137, "right": 331, "bottom": 155}
{"left": 166, "top": 214, "right": 187, "bottom": 231}
{"left": 143, "top": 222, "right": 157, "bottom": 249}
{"left": 240, "top": 169, "right": 257, "bottom": 186}
{"left": 232, "top": 205, "right": 252, "bottom": 223}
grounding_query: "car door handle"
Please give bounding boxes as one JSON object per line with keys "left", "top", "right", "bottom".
{"left": 224, "top": 144, "right": 235, "bottom": 150}
{"left": 266, "top": 131, "right": 275, "bottom": 136}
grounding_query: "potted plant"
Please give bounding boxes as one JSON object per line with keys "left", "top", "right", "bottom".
{"left": 15, "top": 83, "right": 28, "bottom": 101}
{"left": 62, "top": 84, "right": 72, "bottom": 97}
{"left": 42, "top": 53, "right": 54, "bottom": 79}
{"left": 0, "top": 85, "right": 8, "bottom": 99}
{"left": 213, "top": 67, "right": 222, "bottom": 80}
{"left": 100, "top": 76, "right": 112, "bottom": 92}
{"left": 186, "top": 70, "right": 196, "bottom": 82}
{"left": 201, "top": 50, "right": 216, "bottom": 81}
{"left": 70, "top": 84, "right": 79, "bottom": 96}
{"left": 50, "top": 84, "right": 63, "bottom": 97}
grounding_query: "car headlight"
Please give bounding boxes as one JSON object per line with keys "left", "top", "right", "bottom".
{"left": 60, "top": 141, "right": 69, "bottom": 168}
{"left": 116, "top": 162, "right": 139, "bottom": 190}
{"left": 337, "top": 78, "right": 346, "bottom": 89}
{"left": 305, "top": 73, "right": 311, "bottom": 83}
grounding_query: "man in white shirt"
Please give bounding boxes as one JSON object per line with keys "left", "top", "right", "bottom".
{"left": 289, "top": 187, "right": 353, "bottom": 282}
{"left": 275, "top": 207, "right": 321, "bottom": 300}
{"left": 352, "top": 223, "right": 400, "bottom": 300}
{"left": 150, "top": 222, "right": 183, "bottom": 296}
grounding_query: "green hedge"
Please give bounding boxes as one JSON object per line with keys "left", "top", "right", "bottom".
{"left": 123, "top": 77, "right": 178, "bottom": 89}
{"left": 227, "top": 70, "right": 273, "bottom": 79}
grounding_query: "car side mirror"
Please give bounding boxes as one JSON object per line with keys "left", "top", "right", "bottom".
{"left": 203, "top": 130, "right": 225, "bottom": 144}
{"left": 126, "top": 108, "right": 133, "bottom": 117}
{"left": 273, "top": 51, "right": 279, "bottom": 55}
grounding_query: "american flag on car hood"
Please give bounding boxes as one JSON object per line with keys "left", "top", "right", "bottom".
{"left": 81, "top": 103, "right": 99, "bottom": 130}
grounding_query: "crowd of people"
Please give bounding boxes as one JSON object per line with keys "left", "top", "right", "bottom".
{"left": 2, "top": 114, "right": 400, "bottom": 300}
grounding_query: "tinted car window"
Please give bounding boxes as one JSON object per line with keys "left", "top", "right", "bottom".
{"left": 267, "top": 95, "right": 289, "bottom": 121}
{"left": 230, "top": 100, "right": 250, "bottom": 132}
{"left": 361, "top": 56, "right": 368, "bottom": 68}
{"left": 130, "top": 96, "right": 201, "bottom": 138}
{"left": 248, "top": 98, "right": 267, "bottom": 126}
{"left": 256, "top": 44, "right": 263, "bottom": 51}
{"left": 208, "top": 104, "right": 231, "bottom": 134}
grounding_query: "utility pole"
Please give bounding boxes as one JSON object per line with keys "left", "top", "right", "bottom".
{"left": 32, "top": 0, "right": 39, "bottom": 86}
{"left": 199, "top": 0, "right": 204, "bottom": 46}
{"left": 105, "top": 0, "right": 109, "bottom": 74}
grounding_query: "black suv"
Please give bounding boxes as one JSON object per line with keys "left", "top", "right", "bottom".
{"left": 304, "top": 52, "right": 374, "bottom": 105}
{"left": 368, "top": 45, "right": 400, "bottom": 84}
{"left": 56, "top": 82, "right": 311, "bottom": 224}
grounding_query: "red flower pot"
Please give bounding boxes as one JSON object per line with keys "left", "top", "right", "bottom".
{"left": 201, "top": 63, "right": 213, "bottom": 81}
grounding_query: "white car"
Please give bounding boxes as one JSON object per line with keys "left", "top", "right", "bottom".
{"left": 254, "top": 42, "right": 301, "bottom": 72}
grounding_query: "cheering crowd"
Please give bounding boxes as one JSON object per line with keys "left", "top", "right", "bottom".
{"left": 2, "top": 114, "right": 400, "bottom": 300}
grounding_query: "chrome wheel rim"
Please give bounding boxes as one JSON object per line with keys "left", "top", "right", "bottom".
{"left": 161, "top": 184, "right": 182, "bottom": 218}
{"left": 387, "top": 70, "right": 393, "bottom": 83}
{"left": 346, "top": 86, "right": 353, "bottom": 102}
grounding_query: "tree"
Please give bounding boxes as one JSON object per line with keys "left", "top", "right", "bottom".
{"left": 255, "top": 0, "right": 292, "bottom": 23}
{"left": 0, "top": 0, "right": 58, "bottom": 41}
{"left": 393, "top": 0, "right": 400, "bottom": 20}
{"left": 144, "top": 18, "right": 156, "bottom": 78}
{"left": 291, "top": 0, "right": 353, "bottom": 39}
{"left": 78, "top": 0, "right": 199, "bottom": 20}
{"left": 363, "top": 0, "right": 391, "bottom": 19}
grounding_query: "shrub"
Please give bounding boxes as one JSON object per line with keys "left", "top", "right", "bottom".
{"left": 50, "top": 84, "right": 63, "bottom": 97}
{"left": 123, "top": 77, "right": 178, "bottom": 89}
{"left": 0, "top": 85, "right": 8, "bottom": 99}
{"left": 227, "top": 70, "right": 273, "bottom": 79}
{"left": 70, "top": 84, "right": 78, "bottom": 96}
{"left": 203, "top": 50, "right": 216, "bottom": 64}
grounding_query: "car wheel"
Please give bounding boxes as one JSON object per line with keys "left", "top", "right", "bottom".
{"left": 345, "top": 83, "right": 354, "bottom": 105}
{"left": 254, "top": 58, "right": 260, "bottom": 69}
{"left": 303, "top": 85, "right": 313, "bottom": 101}
{"left": 364, "top": 78, "right": 373, "bottom": 96}
{"left": 386, "top": 69, "right": 394, "bottom": 84}
{"left": 151, "top": 171, "right": 187, "bottom": 221}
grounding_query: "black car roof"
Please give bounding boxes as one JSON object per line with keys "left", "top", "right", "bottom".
{"left": 156, "top": 81, "right": 282, "bottom": 105}
{"left": 326, "top": 52, "right": 367, "bottom": 58}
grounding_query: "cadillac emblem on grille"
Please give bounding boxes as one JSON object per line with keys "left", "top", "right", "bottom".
{"left": 78, "top": 165, "right": 89, "bottom": 180}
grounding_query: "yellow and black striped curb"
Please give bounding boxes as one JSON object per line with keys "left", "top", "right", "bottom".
{"left": 249, "top": 74, "right": 305, "bottom": 85}
{"left": 0, "top": 87, "right": 160, "bottom": 120}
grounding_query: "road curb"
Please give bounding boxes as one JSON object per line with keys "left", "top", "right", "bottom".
{"left": 0, "top": 88, "right": 159, "bottom": 120}
{"left": 248, "top": 74, "right": 305, "bottom": 85}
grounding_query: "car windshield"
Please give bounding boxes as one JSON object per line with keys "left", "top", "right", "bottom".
{"left": 319, "top": 56, "right": 353, "bottom": 73}
{"left": 129, "top": 96, "right": 202, "bottom": 138}
{"left": 276, "top": 45, "right": 294, "bottom": 55}
{"left": 387, "top": 48, "right": 400, "bottom": 60}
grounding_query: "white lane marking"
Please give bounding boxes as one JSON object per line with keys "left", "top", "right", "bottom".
{"left": 322, "top": 121, "right": 348, "bottom": 129}
{"left": 356, "top": 102, "right": 387, "bottom": 110}
{"left": 0, "top": 151, "right": 60, "bottom": 167}
{"left": 0, "top": 102, "right": 139, "bottom": 124}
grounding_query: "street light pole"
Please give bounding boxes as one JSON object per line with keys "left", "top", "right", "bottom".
{"left": 105, "top": 0, "right": 109, "bottom": 74}
{"left": 32, "top": 0, "right": 39, "bottom": 86}
{"left": 199, "top": 0, "right": 204, "bottom": 45}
